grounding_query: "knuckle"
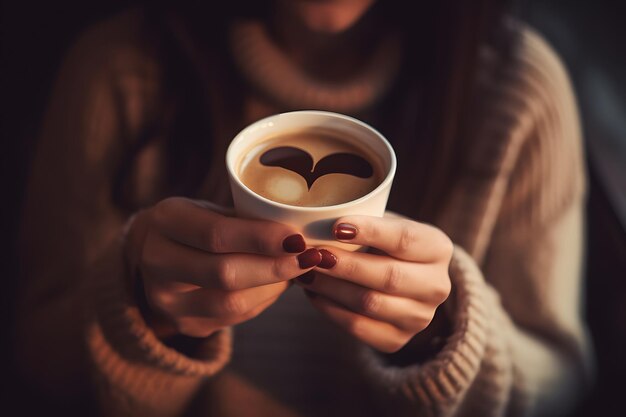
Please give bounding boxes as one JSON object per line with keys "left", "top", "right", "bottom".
{"left": 146, "top": 287, "right": 175, "bottom": 311}
{"left": 221, "top": 292, "right": 248, "bottom": 317}
{"left": 436, "top": 232, "right": 454, "bottom": 261}
{"left": 340, "top": 257, "right": 359, "bottom": 279}
{"left": 413, "top": 317, "right": 431, "bottom": 333}
{"left": 382, "top": 263, "right": 403, "bottom": 293}
{"left": 359, "top": 291, "right": 382, "bottom": 315}
{"left": 406, "top": 314, "right": 428, "bottom": 333}
{"left": 418, "top": 311, "right": 437, "bottom": 333}
{"left": 346, "top": 316, "right": 366, "bottom": 339}
{"left": 153, "top": 197, "right": 181, "bottom": 225}
{"left": 215, "top": 259, "right": 237, "bottom": 290}
{"left": 442, "top": 239, "right": 454, "bottom": 261}
{"left": 397, "top": 226, "right": 417, "bottom": 254}
{"left": 432, "top": 274, "right": 452, "bottom": 304}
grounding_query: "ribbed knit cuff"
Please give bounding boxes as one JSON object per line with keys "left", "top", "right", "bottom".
{"left": 87, "top": 235, "right": 233, "bottom": 378}
{"left": 358, "top": 246, "right": 490, "bottom": 416}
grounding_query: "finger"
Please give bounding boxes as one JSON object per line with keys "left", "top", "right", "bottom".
{"left": 313, "top": 246, "right": 450, "bottom": 303}
{"left": 152, "top": 197, "right": 306, "bottom": 255}
{"left": 228, "top": 292, "right": 283, "bottom": 324}
{"left": 142, "top": 233, "right": 322, "bottom": 289}
{"left": 295, "top": 273, "right": 432, "bottom": 332}
{"left": 304, "top": 291, "right": 413, "bottom": 353}
{"left": 332, "top": 215, "right": 454, "bottom": 262}
{"left": 383, "top": 210, "right": 410, "bottom": 220}
{"left": 176, "top": 282, "right": 287, "bottom": 319}
{"left": 190, "top": 199, "right": 236, "bottom": 217}
{"left": 173, "top": 294, "right": 282, "bottom": 338}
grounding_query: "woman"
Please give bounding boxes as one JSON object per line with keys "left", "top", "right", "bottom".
{"left": 15, "top": 0, "right": 593, "bottom": 416}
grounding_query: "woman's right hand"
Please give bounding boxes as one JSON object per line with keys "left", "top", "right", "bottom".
{"left": 125, "top": 197, "right": 322, "bottom": 339}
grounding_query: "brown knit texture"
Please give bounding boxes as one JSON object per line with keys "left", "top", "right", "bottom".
{"left": 86, "top": 239, "right": 232, "bottom": 417}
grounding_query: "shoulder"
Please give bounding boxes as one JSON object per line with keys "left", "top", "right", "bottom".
{"left": 36, "top": 7, "right": 167, "bottom": 179}
{"left": 479, "top": 21, "right": 581, "bottom": 142}
{"left": 47, "top": 7, "right": 164, "bottom": 153}
{"left": 62, "top": 7, "right": 161, "bottom": 80}
{"left": 53, "top": 7, "right": 163, "bottom": 127}
{"left": 472, "top": 20, "right": 585, "bottom": 170}
{"left": 508, "top": 22, "right": 574, "bottom": 94}
{"left": 479, "top": 22, "right": 587, "bottom": 227}
{"left": 506, "top": 22, "right": 584, "bottom": 167}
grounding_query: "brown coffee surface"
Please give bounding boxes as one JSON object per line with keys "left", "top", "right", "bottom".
{"left": 238, "top": 128, "right": 385, "bottom": 207}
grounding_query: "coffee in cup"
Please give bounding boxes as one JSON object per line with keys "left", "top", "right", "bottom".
{"left": 226, "top": 110, "right": 396, "bottom": 249}
{"left": 237, "top": 127, "right": 386, "bottom": 207}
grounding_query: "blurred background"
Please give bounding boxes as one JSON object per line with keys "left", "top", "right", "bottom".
{"left": 2, "top": 1, "right": 625, "bottom": 415}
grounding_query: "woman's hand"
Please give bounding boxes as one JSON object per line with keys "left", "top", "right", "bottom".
{"left": 295, "top": 215, "right": 453, "bottom": 353}
{"left": 125, "top": 197, "right": 322, "bottom": 339}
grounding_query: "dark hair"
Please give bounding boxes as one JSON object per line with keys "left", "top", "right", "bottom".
{"left": 113, "top": 0, "right": 524, "bottom": 219}
{"left": 384, "top": 0, "right": 523, "bottom": 217}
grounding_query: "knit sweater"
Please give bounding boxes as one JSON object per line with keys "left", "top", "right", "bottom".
{"left": 15, "top": 8, "right": 592, "bottom": 417}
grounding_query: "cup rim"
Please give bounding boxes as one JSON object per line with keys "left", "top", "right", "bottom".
{"left": 226, "top": 110, "right": 397, "bottom": 212}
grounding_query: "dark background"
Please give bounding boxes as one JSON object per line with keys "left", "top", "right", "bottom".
{"left": 2, "top": 1, "right": 625, "bottom": 416}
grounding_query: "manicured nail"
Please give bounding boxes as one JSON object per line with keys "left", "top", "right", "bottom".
{"left": 296, "top": 271, "right": 316, "bottom": 285}
{"left": 304, "top": 289, "right": 318, "bottom": 299}
{"left": 318, "top": 249, "right": 337, "bottom": 269}
{"left": 297, "top": 248, "right": 322, "bottom": 269}
{"left": 334, "top": 223, "right": 358, "bottom": 240}
{"left": 283, "top": 234, "right": 306, "bottom": 253}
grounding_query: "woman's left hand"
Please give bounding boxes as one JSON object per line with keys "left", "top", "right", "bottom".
{"left": 295, "top": 215, "right": 453, "bottom": 353}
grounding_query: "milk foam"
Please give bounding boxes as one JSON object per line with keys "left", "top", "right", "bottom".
{"left": 238, "top": 128, "right": 385, "bottom": 207}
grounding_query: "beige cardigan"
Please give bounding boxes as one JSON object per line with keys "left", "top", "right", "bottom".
{"left": 15, "top": 9, "right": 592, "bottom": 417}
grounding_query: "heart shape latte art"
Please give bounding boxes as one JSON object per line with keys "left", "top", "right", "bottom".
{"left": 260, "top": 146, "right": 374, "bottom": 190}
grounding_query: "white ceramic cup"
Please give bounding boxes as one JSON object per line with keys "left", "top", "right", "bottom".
{"left": 226, "top": 110, "right": 396, "bottom": 250}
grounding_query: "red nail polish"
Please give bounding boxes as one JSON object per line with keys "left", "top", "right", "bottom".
{"left": 318, "top": 249, "right": 337, "bottom": 269}
{"left": 334, "top": 223, "right": 357, "bottom": 240}
{"left": 283, "top": 234, "right": 306, "bottom": 253}
{"left": 296, "top": 271, "right": 316, "bottom": 284}
{"left": 297, "top": 248, "right": 322, "bottom": 269}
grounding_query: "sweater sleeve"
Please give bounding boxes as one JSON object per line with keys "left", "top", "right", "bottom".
{"left": 14, "top": 11, "right": 232, "bottom": 417}
{"left": 357, "top": 27, "right": 593, "bottom": 417}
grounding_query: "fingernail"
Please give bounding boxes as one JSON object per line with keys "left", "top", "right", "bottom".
{"left": 297, "top": 248, "right": 322, "bottom": 269}
{"left": 304, "top": 289, "right": 317, "bottom": 299}
{"left": 318, "top": 249, "right": 337, "bottom": 269}
{"left": 334, "top": 223, "right": 358, "bottom": 240}
{"left": 283, "top": 234, "right": 306, "bottom": 253}
{"left": 296, "top": 271, "right": 316, "bottom": 285}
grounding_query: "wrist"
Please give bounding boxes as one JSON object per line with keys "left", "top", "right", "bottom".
{"left": 132, "top": 274, "right": 180, "bottom": 339}
{"left": 133, "top": 271, "right": 217, "bottom": 357}
{"left": 122, "top": 211, "right": 180, "bottom": 339}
